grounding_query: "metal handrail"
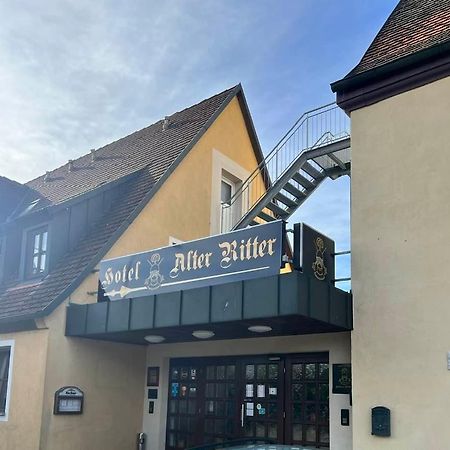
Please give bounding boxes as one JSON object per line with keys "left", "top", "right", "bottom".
{"left": 221, "top": 102, "right": 350, "bottom": 231}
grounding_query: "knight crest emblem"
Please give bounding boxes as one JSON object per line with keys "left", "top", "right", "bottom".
{"left": 145, "top": 253, "right": 164, "bottom": 290}
{"left": 312, "top": 237, "right": 327, "bottom": 280}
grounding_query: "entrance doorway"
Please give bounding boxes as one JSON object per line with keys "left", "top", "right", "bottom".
{"left": 165, "top": 353, "right": 329, "bottom": 449}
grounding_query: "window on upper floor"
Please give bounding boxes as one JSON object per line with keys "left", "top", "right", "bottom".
{"left": 0, "top": 343, "right": 12, "bottom": 419}
{"left": 220, "top": 175, "right": 237, "bottom": 233}
{"left": 25, "top": 226, "right": 48, "bottom": 279}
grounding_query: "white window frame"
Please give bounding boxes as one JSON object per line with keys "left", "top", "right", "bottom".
{"left": 210, "top": 149, "right": 250, "bottom": 235}
{"left": 0, "top": 339, "right": 14, "bottom": 422}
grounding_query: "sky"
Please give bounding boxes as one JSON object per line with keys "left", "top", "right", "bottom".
{"left": 0, "top": 0, "right": 399, "bottom": 288}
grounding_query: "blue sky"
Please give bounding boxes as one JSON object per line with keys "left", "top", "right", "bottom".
{"left": 0, "top": 0, "right": 399, "bottom": 287}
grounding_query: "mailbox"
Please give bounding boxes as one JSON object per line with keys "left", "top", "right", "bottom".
{"left": 54, "top": 386, "right": 84, "bottom": 415}
{"left": 371, "top": 406, "right": 391, "bottom": 437}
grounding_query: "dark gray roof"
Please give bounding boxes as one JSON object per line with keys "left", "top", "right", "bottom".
{"left": 0, "top": 177, "right": 30, "bottom": 222}
{"left": 0, "top": 85, "right": 259, "bottom": 323}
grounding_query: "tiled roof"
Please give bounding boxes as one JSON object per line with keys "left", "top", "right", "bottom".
{"left": 0, "top": 86, "right": 240, "bottom": 322}
{"left": 348, "top": 0, "right": 450, "bottom": 77}
{"left": 26, "top": 86, "right": 237, "bottom": 206}
{"left": 0, "top": 168, "right": 153, "bottom": 321}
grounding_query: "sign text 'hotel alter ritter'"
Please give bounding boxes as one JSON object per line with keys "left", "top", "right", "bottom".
{"left": 99, "top": 221, "right": 285, "bottom": 300}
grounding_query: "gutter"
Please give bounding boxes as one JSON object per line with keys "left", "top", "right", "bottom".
{"left": 331, "top": 40, "right": 450, "bottom": 93}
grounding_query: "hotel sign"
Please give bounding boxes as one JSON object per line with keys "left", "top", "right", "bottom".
{"left": 99, "top": 221, "right": 285, "bottom": 300}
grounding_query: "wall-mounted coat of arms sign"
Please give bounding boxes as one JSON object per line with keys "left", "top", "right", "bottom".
{"left": 292, "top": 223, "right": 335, "bottom": 282}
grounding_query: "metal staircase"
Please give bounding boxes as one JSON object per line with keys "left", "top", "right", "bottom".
{"left": 221, "top": 103, "right": 351, "bottom": 231}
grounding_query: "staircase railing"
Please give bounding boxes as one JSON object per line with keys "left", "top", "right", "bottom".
{"left": 221, "top": 102, "right": 350, "bottom": 231}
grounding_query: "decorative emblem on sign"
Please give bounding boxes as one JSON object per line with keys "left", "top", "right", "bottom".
{"left": 312, "top": 236, "right": 328, "bottom": 280}
{"left": 145, "top": 253, "right": 164, "bottom": 290}
{"left": 99, "top": 221, "right": 284, "bottom": 300}
{"left": 338, "top": 367, "right": 351, "bottom": 387}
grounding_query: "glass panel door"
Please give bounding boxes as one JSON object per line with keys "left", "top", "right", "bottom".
{"left": 167, "top": 363, "right": 202, "bottom": 449}
{"left": 240, "top": 357, "right": 284, "bottom": 443}
{"left": 203, "top": 363, "right": 239, "bottom": 445}
{"left": 285, "top": 354, "right": 330, "bottom": 448}
{"left": 166, "top": 353, "right": 330, "bottom": 449}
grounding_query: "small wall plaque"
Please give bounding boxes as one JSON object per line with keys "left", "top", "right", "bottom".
{"left": 54, "top": 386, "right": 84, "bottom": 415}
{"left": 149, "top": 401, "right": 155, "bottom": 414}
{"left": 147, "top": 367, "right": 160, "bottom": 386}
{"left": 332, "top": 364, "right": 352, "bottom": 394}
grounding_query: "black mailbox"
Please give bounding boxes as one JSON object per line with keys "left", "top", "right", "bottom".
{"left": 371, "top": 406, "right": 391, "bottom": 437}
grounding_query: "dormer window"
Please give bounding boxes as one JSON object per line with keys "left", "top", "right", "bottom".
{"left": 25, "top": 226, "right": 48, "bottom": 278}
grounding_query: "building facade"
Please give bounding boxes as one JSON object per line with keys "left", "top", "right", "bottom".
{"left": 0, "top": 85, "right": 352, "bottom": 449}
{"left": 331, "top": 0, "right": 450, "bottom": 448}
{"left": 1, "top": 1, "right": 449, "bottom": 449}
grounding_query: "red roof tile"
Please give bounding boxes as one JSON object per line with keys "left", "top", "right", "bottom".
{"left": 348, "top": 0, "right": 450, "bottom": 76}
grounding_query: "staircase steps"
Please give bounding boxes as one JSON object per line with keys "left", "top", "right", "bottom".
{"left": 291, "top": 172, "right": 316, "bottom": 189}
{"left": 258, "top": 210, "right": 276, "bottom": 223}
{"left": 265, "top": 201, "right": 290, "bottom": 218}
{"left": 284, "top": 182, "right": 306, "bottom": 199}
{"left": 302, "top": 161, "right": 323, "bottom": 179}
{"left": 220, "top": 102, "right": 351, "bottom": 230}
{"left": 274, "top": 192, "right": 298, "bottom": 208}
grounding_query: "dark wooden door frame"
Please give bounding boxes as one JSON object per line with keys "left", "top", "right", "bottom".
{"left": 166, "top": 352, "right": 329, "bottom": 449}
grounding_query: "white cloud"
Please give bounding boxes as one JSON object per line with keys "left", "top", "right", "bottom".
{"left": 0, "top": 0, "right": 351, "bottom": 268}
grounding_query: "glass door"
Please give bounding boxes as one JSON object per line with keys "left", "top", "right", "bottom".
{"left": 240, "top": 356, "right": 284, "bottom": 443}
{"left": 166, "top": 353, "right": 330, "bottom": 449}
{"left": 166, "top": 363, "right": 202, "bottom": 449}
{"left": 203, "top": 361, "right": 240, "bottom": 444}
{"left": 285, "top": 354, "right": 330, "bottom": 447}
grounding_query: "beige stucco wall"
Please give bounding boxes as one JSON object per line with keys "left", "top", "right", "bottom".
{"left": 0, "top": 329, "right": 49, "bottom": 450}
{"left": 38, "top": 302, "right": 146, "bottom": 450}
{"left": 351, "top": 76, "right": 450, "bottom": 449}
{"left": 32, "top": 95, "right": 265, "bottom": 449}
{"left": 73, "top": 96, "right": 262, "bottom": 305}
{"left": 143, "top": 332, "right": 352, "bottom": 450}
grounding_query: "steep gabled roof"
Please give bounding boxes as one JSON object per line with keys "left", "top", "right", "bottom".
{"left": 0, "top": 84, "right": 262, "bottom": 324}
{"left": 331, "top": 0, "right": 450, "bottom": 111}
{"left": 348, "top": 0, "right": 450, "bottom": 77}
{"left": 25, "top": 86, "right": 239, "bottom": 207}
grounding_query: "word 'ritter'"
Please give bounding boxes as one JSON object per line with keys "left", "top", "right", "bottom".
{"left": 169, "top": 236, "right": 277, "bottom": 278}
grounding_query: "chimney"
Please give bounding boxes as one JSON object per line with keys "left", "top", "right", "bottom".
{"left": 68, "top": 160, "right": 74, "bottom": 172}
{"left": 162, "top": 116, "right": 170, "bottom": 131}
{"left": 44, "top": 171, "right": 51, "bottom": 182}
{"left": 90, "top": 148, "right": 97, "bottom": 162}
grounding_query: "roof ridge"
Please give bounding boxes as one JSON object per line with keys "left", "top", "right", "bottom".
{"left": 25, "top": 84, "right": 239, "bottom": 186}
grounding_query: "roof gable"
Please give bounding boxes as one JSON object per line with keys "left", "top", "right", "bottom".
{"left": 0, "top": 84, "right": 263, "bottom": 324}
{"left": 25, "top": 86, "right": 239, "bottom": 207}
{"left": 331, "top": 0, "right": 450, "bottom": 112}
{"left": 349, "top": 0, "right": 450, "bottom": 77}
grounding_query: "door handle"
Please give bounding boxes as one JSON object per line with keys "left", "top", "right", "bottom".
{"left": 241, "top": 403, "right": 244, "bottom": 427}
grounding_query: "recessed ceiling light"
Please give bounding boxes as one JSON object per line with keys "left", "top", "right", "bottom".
{"left": 192, "top": 330, "right": 215, "bottom": 339}
{"left": 144, "top": 335, "right": 165, "bottom": 344}
{"left": 248, "top": 325, "right": 272, "bottom": 333}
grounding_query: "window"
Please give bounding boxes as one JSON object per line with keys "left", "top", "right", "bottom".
{"left": 0, "top": 343, "right": 12, "bottom": 419}
{"left": 25, "top": 226, "right": 48, "bottom": 278}
{"left": 221, "top": 176, "right": 236, "bottom": 233}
